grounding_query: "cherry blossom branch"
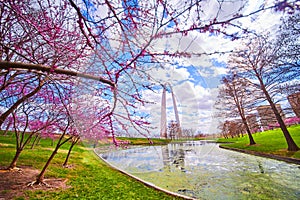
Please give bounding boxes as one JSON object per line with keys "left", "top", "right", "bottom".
{"left": 0, "top": 61, "right": 116, "bottom": 88}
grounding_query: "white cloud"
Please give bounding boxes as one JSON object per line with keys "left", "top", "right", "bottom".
{"left": 211, "top": 66, "right": 228, "bottom": 76}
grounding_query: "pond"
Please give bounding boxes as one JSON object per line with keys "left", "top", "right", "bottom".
{"left": 97, "top": 141, "right": 300, "bottom": 200}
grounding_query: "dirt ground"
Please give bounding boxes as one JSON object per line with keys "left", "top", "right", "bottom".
{"left": 0, "top": 166, "right": 69, "bottom": 200}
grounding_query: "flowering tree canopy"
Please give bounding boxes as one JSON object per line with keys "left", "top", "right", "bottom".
{"left": 1, "top": 0, "right": 299, "bottom": 140}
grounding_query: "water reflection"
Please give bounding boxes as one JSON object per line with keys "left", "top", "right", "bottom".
{"left": 161, "top": 141, "right": 216, "bottom": 173}
{"left": 98, "top": 141, "right": 300, "bottom": 200}
{"left": 99, "top": 141, "right": 216, "bottom": 173}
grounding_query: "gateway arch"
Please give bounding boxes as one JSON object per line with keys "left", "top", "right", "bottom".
{"left": 160, "top": 83, "right": 182, "bottom": 139}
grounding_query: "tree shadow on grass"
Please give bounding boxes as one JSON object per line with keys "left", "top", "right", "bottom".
{"left": 0, "top": 166, "right": 70, "bottom": 199}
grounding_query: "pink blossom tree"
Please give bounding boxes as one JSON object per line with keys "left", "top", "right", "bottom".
{"left": 285, "top": 117, "right": 300, "bottom": 126}
{"left": 0, "top": 0, "right": 91, "bottom": 128}
{"left": 6, "top": 96, "right": 63, "bottom": 170}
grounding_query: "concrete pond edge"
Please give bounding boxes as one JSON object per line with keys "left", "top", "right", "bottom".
{"left": 219, "top": 145, "right": 300, "bottom": 165}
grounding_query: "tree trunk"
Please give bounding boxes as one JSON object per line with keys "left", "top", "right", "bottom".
{"left": 35, "top": 128, "right": 72, "bottom": 183}
{"left": 30, "top": 135, "right": 40, "bottom": 149}
{"left": 63, "top": 141, "right": 77, "bottom": 167}
{"left": 63, "top": 137, "right": 80, "bottom": 167}
{"left": 242, "top": 118, "right": 256, "bottom": 145}
{"left": 7, "top": 149, "right": 22, "bottom": 170}
{"left": 36, "top": 136, "right": 42, "bottom": 145}
{"left": 36, "top": 149, "right": 58, "bottom": 183}
{"left": 259, "top": 77, "right": 299, "bottom": 151}
{"left": 3, "top": 120, "right": 12, "bottom": 136}
{"left": 270, "top": 101, "right": 299, "bottom": 151}
{"left": 245, "top": 126, "right": 256, "bottom": 145}
{"left": 236, "top": 99, "right": 256, "bottom": 145}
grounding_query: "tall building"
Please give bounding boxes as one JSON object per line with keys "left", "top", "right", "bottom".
{"left": 257, "top": 104, "right": 285, "bottom": 130}
{"left": 246, "top": 114, "right": 260, "bottom": 133}
{"left": 288, "top": 92, "right": 300, "bottom": 117}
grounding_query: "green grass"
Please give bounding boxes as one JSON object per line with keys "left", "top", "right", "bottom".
{"left": 0, "top": 133, "right": 184, "bottom": 199}
{"left": 116, "top": 136, "right": 205, "bottom": 145}
{"left": 116, "top": 137, "right": 172, "bottom": 145}
{"left": 217, "top": 124, "right": 300, "bottom": 158}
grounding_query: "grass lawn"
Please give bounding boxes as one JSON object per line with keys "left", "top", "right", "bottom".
{"left": 116, "top": 137, "right": 172, "bottom": 145}
{"left": 117, "top": 137, "right": 204, "bottom": 145}
{"left": 217, "top": 124, "right": 300, "bottom": 159}
{"left": 0, "top": 133, "right": 185, "bottom": 200}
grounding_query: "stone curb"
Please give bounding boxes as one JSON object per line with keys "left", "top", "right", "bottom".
{"left": 219, "top": 145, "right": 300, "bottom": 165}
{"left": 93, "top": 150, "right": 197, "bottom": 200}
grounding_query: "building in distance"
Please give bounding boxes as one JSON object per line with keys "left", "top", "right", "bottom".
{"left": 287, "top": 92, "right": 300, "bottom": 117}
{"left": 257, "top": 104, "right": 285, "bottom": 131}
